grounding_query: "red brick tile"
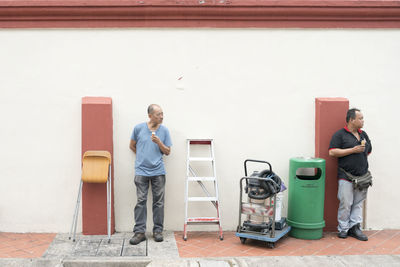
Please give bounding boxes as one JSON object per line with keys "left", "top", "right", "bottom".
{"left": 391, "top": 246, "right": 400, "bottom": 255}
{"left": 0, "top": 233, "right": 20, "bottom": 239}
{"left": 0, "top": 246, "right": 20, "bottom": 255}
{"left": 0, "top": 232, "right": 55, "bottom": 259}
{"left": 365, "top": 247, "right": 396, "bottom": 255}
{"left": 342, "top": 245, "right": 370, "bottom": 255}
{"left": 27, "top": 244, "right": 52, "bottom": 256}
{"left": 264, "top": 249, "right": 296, "bottom": 256}
{"left": 178, "top": 252, "right": 196, "bottom": 258}
{"left": 174, "top": 230, "right": 400, "bottom": 258}
{"left": 245, "top": 249, "right": 270, "bottom": 256}
{"left": 179, "top": 252, "right": 195, "bottom": 258}
{"left": 367, "top": 230, "right": 396, "bottom": 241}
{"left": 0, "top": 243, "right": 11, "bottom": 250}
{"left": 290, "top": 242, "right": 333, "bottom": 256}
{"left": 213, "top": 249, "right": 245, "bottom": 257}
{"left": 363, "top": 232, "right": 400, "bottom": 254}
{"left": 6, "top": 250, "right": 31, "bottom": 258}
{"left": 218, "top": 247, "right": 247, "bottom": 255}
{"left": 315, "top": 242, "right": 351, "bottom": 256}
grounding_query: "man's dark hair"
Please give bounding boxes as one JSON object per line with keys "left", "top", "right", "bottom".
{"left": 147, "top": 104, "right": 160, "bottom": 115}
{"left": 346, "top": 108, "right": 361, "bottom": 123}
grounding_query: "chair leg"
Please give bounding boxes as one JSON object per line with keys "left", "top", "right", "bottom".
{"left": 70, "top": 180, "right": 83, "bottom": 242}
{"left": 69, "top": 200, "right": 76, "bottom": 240}
{"left": 107, "top": 166, "right": 111, "bottom": 243}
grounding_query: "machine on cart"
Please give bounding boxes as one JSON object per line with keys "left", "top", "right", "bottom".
{"left": 235, "top": 159, "right": 291, "bottom": 248}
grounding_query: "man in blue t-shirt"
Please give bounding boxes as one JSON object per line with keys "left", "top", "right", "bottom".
{"left": 129, "top": 104, "right": 172, "bottom": 245}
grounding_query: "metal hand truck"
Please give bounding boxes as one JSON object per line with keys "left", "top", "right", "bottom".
{"left": 235, "top": 159, "right": 291, "bottom": 248}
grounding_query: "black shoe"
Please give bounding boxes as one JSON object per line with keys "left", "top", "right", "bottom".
{"left": 129, "top": 233, "right": 146, "bottom": 245}
{"left": 153, "top": 232, "right": 163, "bottom": 242}
{"left": 348, "top": 224, "right": 368, "bottom": 241}
{"left": 338, "top": 231, "right": 348, "bottom": 239}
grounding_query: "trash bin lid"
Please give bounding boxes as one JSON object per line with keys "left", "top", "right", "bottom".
{"left": 290, "top": 157, "right": 325, "bottom": 163}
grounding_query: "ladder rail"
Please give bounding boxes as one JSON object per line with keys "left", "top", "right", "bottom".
{"left": 211, "top": 140, "right": 223, "bottom": 240}
{"left": 184, "top": 140, "right": 190, "bottom": 235}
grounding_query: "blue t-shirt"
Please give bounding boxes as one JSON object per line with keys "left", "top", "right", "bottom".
{"left": 131, "top": 122, "right": 172, "bottom": 176}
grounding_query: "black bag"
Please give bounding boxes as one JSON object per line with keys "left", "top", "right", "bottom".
{"left": 246, "top": 170, "right": 282, "bottom": 200}
{"left": 340, "top": 168, "right": 373, "bottom": 190}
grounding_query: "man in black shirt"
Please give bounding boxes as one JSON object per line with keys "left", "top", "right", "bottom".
{"left": 329, "top": 108, "right": 372, "bottom": 241}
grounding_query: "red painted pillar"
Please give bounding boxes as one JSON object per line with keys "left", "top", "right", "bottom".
{"left": 315, "top": 97, "right": 349, "bottom": 232}
{"left": 81, "top": 97, "right": 115, "bottom": 235}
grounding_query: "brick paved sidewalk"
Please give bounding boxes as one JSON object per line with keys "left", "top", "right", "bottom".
{"left": 174, "top": 230, "right": 400, "bottom": 258}
{"left": 1, "top": 230, "right": 400, "bottom": 259}
{"left": 0, "top": 232, "right": 56, "bottom": 258}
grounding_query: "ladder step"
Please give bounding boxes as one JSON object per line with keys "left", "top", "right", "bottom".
{"left": 189, "top": 157, "right": 214, "bottom": 162}
{"left": 189, "top": 140, "right": 212, "bottom": 145}
{"left": 188, "top": 197, "right": 217, "bottom": 202}
{"left": 187, "top": 217, "right": 220, "bottom": 223}
{"left": 188, "top": 177, "right": 216, "bottom": 181}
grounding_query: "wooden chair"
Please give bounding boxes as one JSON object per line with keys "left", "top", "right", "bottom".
{"left": 69, "top": 150, "right": 112, "bottom": 242}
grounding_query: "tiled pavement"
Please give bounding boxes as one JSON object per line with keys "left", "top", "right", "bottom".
{"left": 174, "top": 230, "right": 400, "bottom": 258}
{"left": 1, "top": 230, "right": 400, "bottom": 260}
{"left": 0, "top": 232, "right": 56, "bottom": 258}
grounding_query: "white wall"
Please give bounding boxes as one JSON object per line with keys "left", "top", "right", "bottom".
{"left": 0, "top": 29, "right": 399, "bottom": 232}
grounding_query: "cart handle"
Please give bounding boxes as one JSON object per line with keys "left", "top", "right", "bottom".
{"left": 244, "top": 159, "right": 272, "bottom": 177}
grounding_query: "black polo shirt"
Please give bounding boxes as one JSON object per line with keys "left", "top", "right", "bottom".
{"left": 329, "top": 126, "right": 372, "bottom": 180}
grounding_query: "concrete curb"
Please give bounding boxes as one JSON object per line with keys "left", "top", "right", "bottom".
{"left": 0, "top": 258, "right": 63, "bottom": 267}
{"left": 2, "top": 255, "right": 400, "bottom": 267}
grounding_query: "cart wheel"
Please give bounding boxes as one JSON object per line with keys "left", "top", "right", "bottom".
{"left": 267, "top": 242, "right": 275, "bottom": 249}
{"left": 240, "top": 237, "right": 247, "bottom": 244}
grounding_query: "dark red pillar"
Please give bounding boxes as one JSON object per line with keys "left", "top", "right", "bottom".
{"left": 315, "top": 97, "right": 349, "bottom": 231}
{"left": 81, "top": 97, "right": 115, "bottom": 235}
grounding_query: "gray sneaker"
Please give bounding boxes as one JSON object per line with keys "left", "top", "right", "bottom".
{"left": 153, "top": 232, "right": 163, "bottom": 242}
{"left": 129, "top": 233, "right": 146, "bottom": 245}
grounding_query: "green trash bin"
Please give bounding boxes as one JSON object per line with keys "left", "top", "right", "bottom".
{"left": 287, "top": 157, "right": 326, "bottom": 240}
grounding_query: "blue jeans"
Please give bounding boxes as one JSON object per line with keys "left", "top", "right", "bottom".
{"left": 133, "top": 175, "right": 166, "bottom": 234}
{"left": 337, "top": 179, "right": 368, "bottom": 232}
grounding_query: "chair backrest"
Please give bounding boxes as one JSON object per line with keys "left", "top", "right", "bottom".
{"left": 81, "top": 150, "right": 111, "bottom": 183}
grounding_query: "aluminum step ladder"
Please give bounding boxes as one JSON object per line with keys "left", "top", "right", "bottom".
{"left": 183, "top": 139, "right": 223, "bottom": 241}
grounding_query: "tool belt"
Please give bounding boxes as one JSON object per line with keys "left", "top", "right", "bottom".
{"left": 340, "top": 168, "right": 373, "bottom": 190}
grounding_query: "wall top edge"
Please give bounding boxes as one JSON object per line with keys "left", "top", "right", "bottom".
{"left": 1, "top": 0, "right": 400, "bottom": 7}
{"left": 2, "top": 0, "right": 400, "bottom": 28}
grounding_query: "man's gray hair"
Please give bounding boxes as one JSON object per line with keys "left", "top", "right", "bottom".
{"left": 147, "top": 104, "right": 160, "bottom": 115}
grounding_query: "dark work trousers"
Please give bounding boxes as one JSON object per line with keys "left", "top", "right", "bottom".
{"left": 133, "top": 175, "right": 166, "bottom": 234}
